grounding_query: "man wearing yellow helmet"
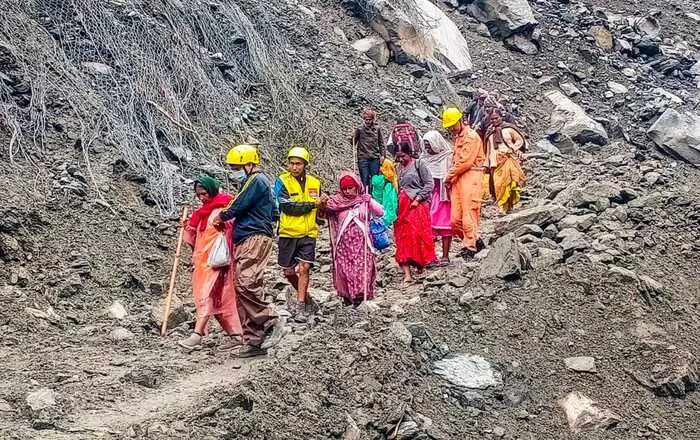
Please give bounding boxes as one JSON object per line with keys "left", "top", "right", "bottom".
{"left": 442, "top": 107, "right": 487, "bottom": 260}
{"left": 273, "top": 146, "right": 326, "bottom": 318}
{"left": 212, "top": 143, "right": 281, "bottom": 358}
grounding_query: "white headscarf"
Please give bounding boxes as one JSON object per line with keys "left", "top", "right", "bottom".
{"left": 421, "top": 130, "right": 453, "bottom": 201}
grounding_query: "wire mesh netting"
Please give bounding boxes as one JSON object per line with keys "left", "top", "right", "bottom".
{"left": 0, "top": 0, "right": 317, "bottom": 213}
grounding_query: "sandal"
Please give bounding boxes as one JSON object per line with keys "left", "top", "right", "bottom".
{"left": 436, "top": 258, "right": 451, "bottom": 267}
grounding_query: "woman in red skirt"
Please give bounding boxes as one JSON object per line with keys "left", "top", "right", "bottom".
{"left": 394, "top": 143, "right": 437, "bottom": 284}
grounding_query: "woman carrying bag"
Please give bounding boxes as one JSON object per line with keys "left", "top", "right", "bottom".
{"left": 178, "top": 176, "right": 242, "bottom": 350}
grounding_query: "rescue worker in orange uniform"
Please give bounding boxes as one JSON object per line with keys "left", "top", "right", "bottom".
{"left": 442, "top": 107, "right": 486, "bottom": 260}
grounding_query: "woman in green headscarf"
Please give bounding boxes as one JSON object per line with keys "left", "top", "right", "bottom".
{"left": 178, "top": 176, "right": 242, "bottom": 350}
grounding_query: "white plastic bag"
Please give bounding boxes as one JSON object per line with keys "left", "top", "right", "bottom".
{"left": 207, "top": 233, "right": 231, "bottom": 268}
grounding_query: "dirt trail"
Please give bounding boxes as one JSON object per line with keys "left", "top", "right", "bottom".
{"left": 32, "top": 356, "right": 257, "bottom": 439}
{"left": 32, "top": 329, "right": 308, "bottom": 440}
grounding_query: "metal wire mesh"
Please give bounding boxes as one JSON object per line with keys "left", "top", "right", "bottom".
{"left": 0, "top": 0, "right": 312, "bottom": 213}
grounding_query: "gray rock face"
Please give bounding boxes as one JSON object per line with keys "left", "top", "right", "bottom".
{"left": 467, "top": 0, "right": 538, "bottom": 38}
{"left": 479, "top": 233, "right": 531, "bottom": 280}
{"left": 647, "top": 109, "right": 700, "bottom": 166}
{"left": 545, "top": 90, "right": 609, "bottom": 146}
{"left": 495, "top": 204, "right": 567, "bottom": 234}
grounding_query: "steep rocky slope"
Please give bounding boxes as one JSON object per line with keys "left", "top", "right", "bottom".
{"left": 1, "top": 0, "right": 699, "bottom": 439}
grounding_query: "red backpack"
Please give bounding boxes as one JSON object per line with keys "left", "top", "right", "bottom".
{"left": 391, "top": 123, "right": 419, "bottom": 155}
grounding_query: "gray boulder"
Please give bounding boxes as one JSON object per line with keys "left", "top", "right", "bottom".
{"left": 647, "top": 109, "right": 700, "bottom": 167}
{"left": 557, "top": 228, "right": 590, "bottom": 253}
{"left": 558, "top": 214, "right": 597, "bottom": 232}
{"left": 495, "top": 204, "right": 567, "bottom": 234}
{"left": 351, "top": 36, "right": 390, "bottom": 66}
{"left": 545, "top": 91, "right": 609, "bottom": 146}
{"left": 503, "top": 34, "right": 538, "bottom": 55}
{"left": 362, "top": 0, "right": 473, "bottom": 71}
{"left": 570, "top": 183, "right": 623, "bottom": 208}
{"left": 479, "top": 233, "right": 531, "bottom": 280}
{"left": 467, "top": 0, "right": 538, "bottom": 38}
{"left": 532, "top": 247, "right": 564, "bottom": 269}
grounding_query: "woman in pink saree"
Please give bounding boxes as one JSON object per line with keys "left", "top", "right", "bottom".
{"left": 323, "top": 172, "right": 384, "bottom": 306}
{"left": 178, "top": 176, "right": 242, "bottom": 350}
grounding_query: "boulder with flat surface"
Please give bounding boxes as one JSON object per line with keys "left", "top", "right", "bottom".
{"left": 361, "top": 0, "right": 472, "bottom": 71}
{"left": 545, "top": 90, "right": 609, "bottom": 146}
{"left": 479, "top": 233, "right": 531, "bottom": 280}
{"left": 564, "top": 356, "right": 597, "bottom": 373}
{"left": 467, "top": 0, "right": 538, "bottom": 38}
{"left": 647, "top": 109, "right": 700, "bottom": 166}
{"left": 495, "top": 204, "right": 567, "bottom": 234}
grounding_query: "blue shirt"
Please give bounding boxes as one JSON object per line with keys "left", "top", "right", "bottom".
{"left": 219, "top": 172, "right": 278, "bottom": 244}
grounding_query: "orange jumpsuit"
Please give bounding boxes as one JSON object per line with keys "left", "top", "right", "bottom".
{"left": 446, "top": 125, "right": 485, "bottom": 250}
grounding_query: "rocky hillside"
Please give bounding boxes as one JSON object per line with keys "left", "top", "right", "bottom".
{"left": 1, "top": 0, "right": 699, "bottom": 439}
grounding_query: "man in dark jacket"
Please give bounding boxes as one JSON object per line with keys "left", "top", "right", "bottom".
{"left": 351, "top": 109, "right": 385, "bottom": 190}
{"left": 213, "top": 144, "right": 281, "bottom": 357}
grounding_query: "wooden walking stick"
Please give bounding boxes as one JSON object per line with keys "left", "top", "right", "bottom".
{"left": 161, "top": 206, "right": 189, "bottom": 336}
{"left": 362, "top": 201, "right": 369, "bottom": 303}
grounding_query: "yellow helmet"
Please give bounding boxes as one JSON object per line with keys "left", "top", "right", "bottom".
{"left": 287, "top": 145, "right": 310, "bottom": 163}
{"left": 442, "top": 107, "right": 463, "bottom": 129}
{"left": 225, "top": 144, "right": 260, "bottom": 165}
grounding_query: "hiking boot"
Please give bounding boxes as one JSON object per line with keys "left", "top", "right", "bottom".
{"left": 236, "top": 344, "right": 268, "bottom": 358}
{"left": 476, "top": 238, "right": 486, "bottom": 252}
{"left": 217, "top": 336, "right": 244, "bottom": 351}
{"left": 177, "top": 333, "right": 202, "bottom": 350}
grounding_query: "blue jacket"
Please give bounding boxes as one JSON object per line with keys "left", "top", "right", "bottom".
{"left": 219, "top": 172, "right": 278, "bottom": 244}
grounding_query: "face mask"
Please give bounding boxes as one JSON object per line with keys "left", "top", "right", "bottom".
{"left": 231, "top": 169, "right": 247, "bottom": 183}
